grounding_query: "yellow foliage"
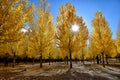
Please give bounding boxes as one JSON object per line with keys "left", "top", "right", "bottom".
{"left": 56, "top": 3, "right": 88, "bottom": 60}
{"left": 0, "top": 0, "right": 34, "bottom": 58}
{"left": 91, "top": 11, "right": 113, "bottom": 57}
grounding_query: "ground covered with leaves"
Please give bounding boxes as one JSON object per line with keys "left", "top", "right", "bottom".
{"left": 0, "top": 62, "right": 120, "bottom": 80}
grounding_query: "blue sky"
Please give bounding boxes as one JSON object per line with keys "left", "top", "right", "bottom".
{"left": 29, "top": 0, "right": 120, "bottom": 39}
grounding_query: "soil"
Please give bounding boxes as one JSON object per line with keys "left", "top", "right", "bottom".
{"left": 0, "top": 62, "right": 120, "bottom": 80}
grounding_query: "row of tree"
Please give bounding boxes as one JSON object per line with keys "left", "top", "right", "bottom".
{"left": 0, "top": 0, "right": 120, "bottom": 68}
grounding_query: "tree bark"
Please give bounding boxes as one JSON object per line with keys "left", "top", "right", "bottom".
{"left": 116, "top": 55, "right": 118, "bottom": 63}
{"left": 13, "top": 52, "right": 16, "bottom": 68}
{"left": 65, "top": 56, "right": 68, "bottom": 65}
{"left": 4, "top": 53, "right": 9, "bottom": 67}
{"left": 40, "top": 54, "right": 42, "bottom": 68}
{"left": 119, "top": 54, "right": 120, "bottom": 62}
{"left": 102, "top": 52, "right": 105, "bottom": 67}
{"left": 69, "top": 49, "right": 72, "bottom": 69}
{"left": 49, "top": 53, "right": 51, "bottom": 65}
{"left": 25, "top": 54, "right": 27, "bottom": 64}
{"left": 96, "top": 54, "right": 99, "bottom": 64}
{"left": 49, "top": 57, "right": 50, "bottom": 65}
{"left": 82, "top": 48, "right": 84, "bottom": 64}
{"left": 94, "top": 58, "right": 96, "bottom": 64}
{"left": 106, "top": 55, "right": 108, "bottom": 64}
{"left": 32, "top": 57, "right": 34, "bottom": 65}
{"left": 100, "top": 55, "right": 102, "bottom": 64}
{"left": 66, "top": 56, "right": 68, "bottom": 65}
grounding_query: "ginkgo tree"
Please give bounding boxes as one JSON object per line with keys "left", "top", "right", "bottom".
{"left": 115, "top": 22, "right": 120, "bottom": 62}
{"left": 89, "top": 38, "right": 99, "bottom": 63}
{"left": 56, "top": 3, "right": 88, "bottom": 69}
{"left": 28, "top": 29, "right": 39, "bottom": 64}
{"left": 31, "top": 0, "right": 55, "bottom": 68}
{"left": 0, "top": 0, "right": 34, "bottom": 67}
{"left": 91, "top": 11, "right": 113, "bottom": 67}
{"left": 25, "top": 4, "right": 38, "bottom": 64}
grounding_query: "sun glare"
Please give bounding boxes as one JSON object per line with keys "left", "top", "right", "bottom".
{"left": 71, "top": 24, "right": 79, "bottom": 32}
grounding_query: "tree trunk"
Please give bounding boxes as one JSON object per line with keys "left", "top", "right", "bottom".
{"left": 75, "top": 58, "right": 78, "bottom": 63}
{"left": 96, "top": 54, "right": 99, "bottom": 64}
{"left": 119, "top": 54, "right": 120, "bottom": 62}
{"left": 4, "top": 53, "right": 9, "bottom": 67}
{"left": 106, "top": 55, "right": 108, "bottom": 64}
{"left": 102, "top": 52, "right": 105, "bottom": 67}
{"left": 40, "top": 54, "right": 42, "bottom": 68}
{"left": 32, "top": 57, "right": 34, "bottom": 65}
{"left": 48, "top": 53, "right": 51, "bottom": 65}
{"left": 66, "top": 56, "right": 68, "bottom": 65}
{"left": 13, "top": 52, "right": 16, "bottom": 68}
{"left": 99, "top": 55, "right": 102, "bottom": 64}
{"left": 82, "top": 48, "right": 84, "bottom": 64}
{"left": 25, "top": 55, "right": 27, "bottom": 64}
{"left": 49, "top": 57, "right": 50, "bottom": 65}
{"left": 65, "top": 56, "right": 68, "bottom": 65}
{"left": 90, "top": 58, "right": 92, "bottom": 65}
{"left": 69, "top": 49, "right": 72, "bottom": 69}
{"left": 94, "top": 58, "right": 96, "bottom": 64}
{"left": 116, "top": 55, "right": 118, "bottom": 63}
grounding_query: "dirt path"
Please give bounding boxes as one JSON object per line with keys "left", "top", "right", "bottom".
{"left": 0, "top": 62, "right": 120, "bottom": 80}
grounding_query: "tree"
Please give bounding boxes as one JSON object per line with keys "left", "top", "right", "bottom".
{"left": 115, "top": 21, "right": 120, "bottom": 62}
{"left": 33, "top": 0, "right": 55, "bottom": 68}
{"left": 15, "top": 33, "right": 28, "bottom": 60}
{"left": 88, "top": 37, "right": 100, "bottom": 64}
{"left": 0, "top": 0, "right": 34, "bottom": 67}
{"left": 28, "top": 29, "right": 39, "bottom": 64}
{"left": 26, "top": 4, "right": 37, "bottom": 64}
{"left": 56, "top": 3, "right": 88, "bottom": 69}
{"left": 91, "top": 11, "right": 113, "bottom": 67}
